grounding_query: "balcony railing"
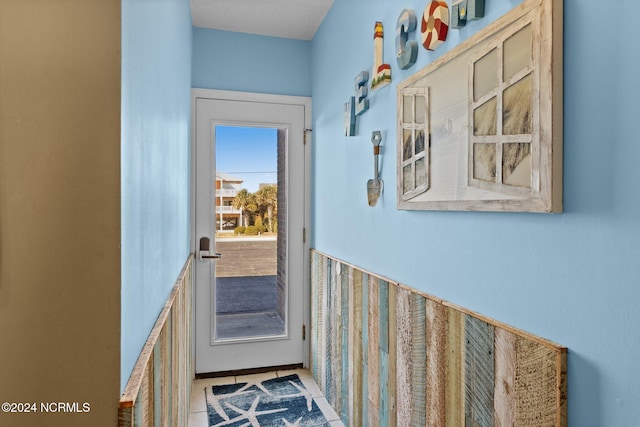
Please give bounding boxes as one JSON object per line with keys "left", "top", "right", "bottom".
{"left": 215, "top": 206, "right": 242, "bottom": 214}
{"left": 216, "top": 189, "right": 237, "bottom": 197}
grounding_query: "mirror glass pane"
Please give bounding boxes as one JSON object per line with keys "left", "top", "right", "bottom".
{"left": 504, "top": 24, "right": 532, "bottom": 82}
{"left": 473, "top": 143, "right": 497, "bottom": 182}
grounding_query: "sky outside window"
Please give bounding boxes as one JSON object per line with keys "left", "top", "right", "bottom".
{"left": 215, "top": 125, "right": 277, "bottom": 192}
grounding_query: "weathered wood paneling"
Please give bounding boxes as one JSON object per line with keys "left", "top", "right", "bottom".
{"left": 310, "top": 250, "right": 567, "bottom": 427}
{"left": 426, "top": 298, "right": 447, "bottom": 426}
{"left": 494, "top": 328, "right": 517, "bottom": 427}
{"left": 387, "top": 283, "right": 398, "bottom": 427}
{"left": 446, "top": 307, "right": 465, "bottom": 427}
{"left": 325, "top": 258, "right": 334, "bottom": 401}
{"left": 396, "top": 287, "right": 412, "bottom": 427}
{"left": 515, "top": 336, "right": 559, "bottom": 426}
{"left": 378, "top": 280, "right": 391, "bottom": 427}
{"left": 119, "top": 256, "right": 193, "bottom": 427}
{"left": 340, "top": 264, "right": 350, "bottom": 423}
{"left": 367, "top": 276, "right": 380, "bottom": 427}
{"left": 351, "top": 269, "right": 363, "bottom": 427}
{"left": 329, "top": 260, "right": 341, "bottom": 412}
{"left": 411, "top": 293, "right": 427, "bottom": 427}
{"left": 311, "top": 251, "right": 322, "bottom": 389}
{"left": 316, "top": 253, "right": 327, "bottom": 394}
{"left": 464, "top": 316, "right": 495, "bottom": 427}
{"left": 361, "top": 273, "right": 370, "bottom": 424}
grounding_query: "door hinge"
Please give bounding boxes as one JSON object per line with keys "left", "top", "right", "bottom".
{"left": 302, "top": 325, "right": 306, "bottom": 340}
{"left": 303, "top": 227, "right": 306, "bottom": 243}
{"left": 304, "top": 129, "right": 312, "bottom": 145}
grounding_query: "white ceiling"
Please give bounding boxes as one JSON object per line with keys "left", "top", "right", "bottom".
{"left": 190, "top": 0, "right": 334, "bottom": 41}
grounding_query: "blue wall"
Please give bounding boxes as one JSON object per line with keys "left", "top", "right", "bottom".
{"left": 121, "top": 0, "right": 192, "bottom": 391}
{"left": 311, "top": 0, "right": 640, "bottom": 425}
{"left": 192, "top": 27, "right": 311, "bottom": 96}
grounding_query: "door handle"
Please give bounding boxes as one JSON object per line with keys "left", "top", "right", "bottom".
{"left": 198, "top": 237, "right": 222, "bottom": 262}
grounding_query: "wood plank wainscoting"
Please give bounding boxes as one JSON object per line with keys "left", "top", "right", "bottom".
{"left": 310, "top": 250, "right": 567, "bottom": 427}
{"left": 119, "top": 256, "right": 194, "bottom": 426}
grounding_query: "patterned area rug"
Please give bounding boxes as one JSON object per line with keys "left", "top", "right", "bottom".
{"left": 205, "top": 374, "right": 331, "bottom": 426}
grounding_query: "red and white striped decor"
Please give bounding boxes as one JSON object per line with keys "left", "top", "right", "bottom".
{"left": 421, "top": 1, "right": 449, "bottom": 51}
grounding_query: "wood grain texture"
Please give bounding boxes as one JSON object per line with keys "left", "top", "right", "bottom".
{"left": 119, "top": 400, "right": 133, "bottom": 425}
{"left": 163, "top": 321, "right": 171, "bottom": 424}
{"left": 494, "top": 328, "right": 517, "bottom": 427}
{"left": 347, "top": 267, "right": 354, "bottom": 426}
{"left": 426, "top": 298, "right": 447, "bottom": 426}
{"left": 329, "top": 259, "right": 340, "bottom": 409}
{"left": 387, "top": 283, "right": 398, "bottom": 427}
{"left": 464, "top": 316, "right": 495, "bottom": 427}
{"left": 446, "top": 308, "right": 465, "bottom": 427}
{"left": 152, "top": 333, "right": 162, "bottom": 425}
{"left": 367, "top": 276, "right": 380, "bottom": 427}
{"left": 361, "top": 273, "right": 370, "bottom": 424}
{"left": 324, "top": 258, "right": 334, "bottom": 401}
{"left": 316, "top": 252, "right": 327, "bottom": 394}
{"left": 310, "top": 251, "right": 317, "bottom": 374}
{"left": 309, "top": 250, "right": 567, "bottom": 427}
{"left": 515, "top": 336, "right": 558, "bottom": 426}
{"left": 133, "top": 387, "right": 143, "bottom": 426}
{"left": 319, "top": 253, "right": 328, "bottom": 394}
{"left": 143, "top": 358, "right": 153, "bottom": 426}
{"left": 119, "top": 256, "right": 193, "bottom": 427}
{"left": 170, "top": 296, "right": 179, "bottom": 425}
{"left": 378, "top": 280, "right": 390, "bottom": 427}
{"left": 331, "top": 262, "right": 345, "bottom": 415}
{"left": 340, "top": 265, "right": 350, "bottom": 423}
{"left": 395, "top": 287, "right": 413, "bottom": 427}
{"left": 351, "top": 269, "right": 363, "bottom": 427}
{"left": 557, "top": 349, "right": 568, "bottom": 427}
{"left": 411, "top": 293, "right": 427, "bottom": 427}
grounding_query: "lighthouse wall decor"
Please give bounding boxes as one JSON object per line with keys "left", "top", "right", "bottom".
{"left": 371, "top": 21, "right": 392, "bottom": 90}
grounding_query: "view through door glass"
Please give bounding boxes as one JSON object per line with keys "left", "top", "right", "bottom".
{"left": 214, "top": 125, "right": 287, "bottom": 341}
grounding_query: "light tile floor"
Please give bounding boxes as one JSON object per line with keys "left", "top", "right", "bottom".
{"left": 189, "top": 368, "right": 345, "bottom": 427}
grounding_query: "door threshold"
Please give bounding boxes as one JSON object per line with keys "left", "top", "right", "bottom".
{"left": 195, "top": 363, "right": 304, "bottom": 379}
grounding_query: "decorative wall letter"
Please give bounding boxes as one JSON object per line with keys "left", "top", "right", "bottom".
{"left": 467, "top": 0, "right": 485, "bottom": 20}
{"left": 344, "top": 97, "right": 356, "bottom": 137}
{"left": 421, "top": 1, "right": 449, "bottom": 51}
{"left": 396, "top": 9, "right": 418, "bottom": 70}
{"left": 451, "top": 1, "right": 467, "bottom": 28}
{"left": 371, "top": 21, "right": 392, "bottom": 90}
{"left": 355, "top": 71, "right": 370, "bottom": 116}
{"left": 451, "top": 0, "right": 485, "bottom": 29}
{"left": 345, "top": 71, "right": 369, "bottom": 137}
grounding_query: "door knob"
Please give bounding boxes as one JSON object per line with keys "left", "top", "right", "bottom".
{"left": 198, "top": 237, "right": 222, "bottom": 262}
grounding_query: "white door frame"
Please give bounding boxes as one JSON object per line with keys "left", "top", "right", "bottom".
{"left": 190, "top": 88, "right": 312, "bottom": 371}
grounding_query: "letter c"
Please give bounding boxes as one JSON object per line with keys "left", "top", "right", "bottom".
{"left": 396, "top": 9, "right": 418, "bottom": 70}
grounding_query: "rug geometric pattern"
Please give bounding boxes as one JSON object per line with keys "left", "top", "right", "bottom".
{"left": 206, "top": 374, "right": 331, "bottom": 426}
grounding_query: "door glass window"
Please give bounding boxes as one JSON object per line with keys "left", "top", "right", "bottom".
{"left": 214, "top": 125, "right": 287, "bottom": 341}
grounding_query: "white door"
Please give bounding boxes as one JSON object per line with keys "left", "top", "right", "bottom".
{"left": 193, "top": 90, "right": 310, "bottom": 374}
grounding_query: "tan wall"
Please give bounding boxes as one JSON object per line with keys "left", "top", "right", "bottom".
{"left": 0, "top": 1, "right": 121, "bottom": 426}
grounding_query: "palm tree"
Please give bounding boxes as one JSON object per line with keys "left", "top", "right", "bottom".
{"left": 255, "top": 184, "right": 277, "bottom": 232}
{"left": 232, "top": 188, "right": 256, "bottom": 227}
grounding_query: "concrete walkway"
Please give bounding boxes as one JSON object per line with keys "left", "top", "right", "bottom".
{"left": 213, "top": 238, "right": 283, "bottom": 339}
{"left": 216, "top": 275, "right": 277, "bottom": 314}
